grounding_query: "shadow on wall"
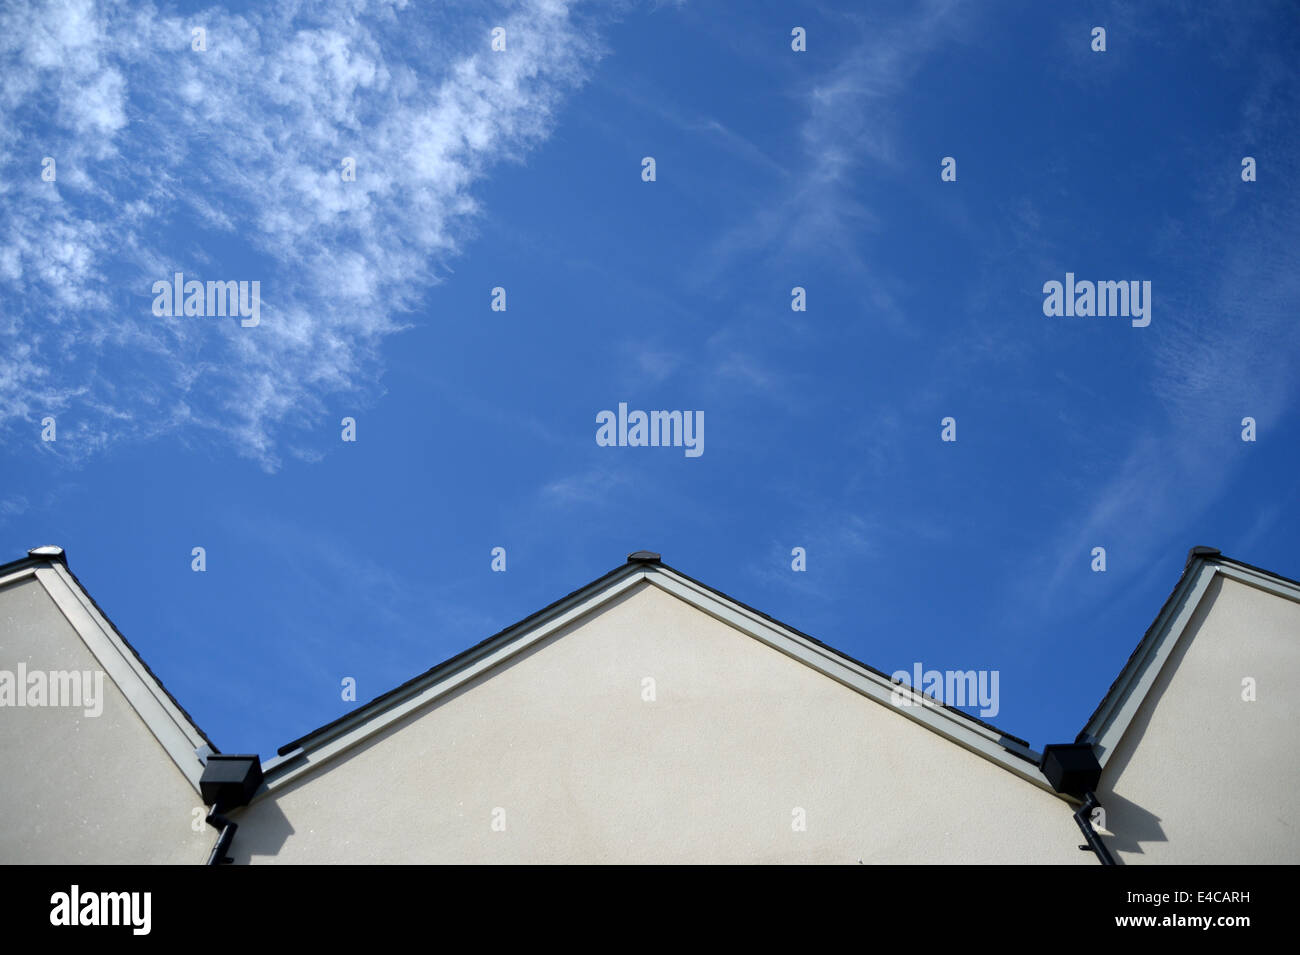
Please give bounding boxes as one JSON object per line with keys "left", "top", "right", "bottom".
{"left": 227, "top": 798, "right": 295, "bottom": 864}
{"left": 1092, "top": 790, "right": 1165, "bottom": 863}
{"left": 1089, "top": 577, "right": 1230, "bottom": 863}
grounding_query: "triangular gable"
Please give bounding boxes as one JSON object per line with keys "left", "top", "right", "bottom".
{"left": 263, "top": 555, "right": 1056, "bottom": 797}
{"left": 0, "top": 548, "right": 217, "bottom": 792}
{"left": 1078, "top": 547, "right": 1300, "bottom": 766}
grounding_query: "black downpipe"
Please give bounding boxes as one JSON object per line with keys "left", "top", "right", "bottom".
{"left": 1040, "top": 742, "right": 1117, "bottom": 865}
{"left": 1073, "top": 791, "right": 1117, "bottom": 866}
{"left": 198, "top": 754, "right": 263, "bottom": 866}
{"left": 205, "top": 804, "right": 238, "bottom": 866}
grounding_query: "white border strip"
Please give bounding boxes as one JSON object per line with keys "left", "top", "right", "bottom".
{"left": 1216, "top": 563, "right": 1300, "bottom": 603}
{"left": 31, "top": 563, "right": 208, "bottom": 792}
{"left": 0, "top": 564, "right": 38, "bottom": 589}
{"left": 649, "top": 568, "right": 1054, "bottom": 790}
{"left": 1080, "top": 557, "right": 1300, "bottom": 769}
{"left": 261, "top": 566, "right": 653, "bottom": 794}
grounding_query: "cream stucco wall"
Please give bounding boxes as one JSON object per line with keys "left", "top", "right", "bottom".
{"left": 234, "top": 581, "right": 1086, "bottom": 863}
{"left": 0, "top": 575, "right": 212, "bottom": 864}
{"left": 1097, "top": 573, "right": 1300, "bottom": 864}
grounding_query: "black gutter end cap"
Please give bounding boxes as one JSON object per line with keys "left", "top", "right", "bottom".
{"left": 200, "top": 754, "right": 265, "bottom": 809}
{"left": 1186, "top": 545, "right": 1221, "bottom": 569}
{"left": 1040, "top": 742, "right": 1103, "bottom": 798}
{"left": 27, "top": 545, "right": 66, "bottom": 563}
{"left": 627, "top": 550, "right": 661, "bottom": 563}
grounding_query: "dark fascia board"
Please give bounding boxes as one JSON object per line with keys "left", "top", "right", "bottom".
{"left": 1, "top": 550, "right": 221, "bottom": 754}
{"left": 1075, "top": 547, "right": 1300, "bottom": 744}
{"left": 277, "top": 555, "right": 1033, "bottom": 760}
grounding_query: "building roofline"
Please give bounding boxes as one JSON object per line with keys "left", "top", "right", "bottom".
{"left": 275, "top": 559, "right": 643, "bottom": 755}
{"left": 658, "top": 559, "right": 1032, "bottom": 747}
{"left": 277, "top": 555, "right": 1032, "bottom": 758}
{"left": 1077, "top": 546, "right": 1300, "bottom": 765}
{"left": 1204, "top": 550, "right": 1300, "bottom": 590}
{"left": 58, "top": 560, "right": 221, "bottom": 754}
{"left": 263, "top": 554, "right": 1050, "bottom": 804}
{"left": 1, "top": 548, "right": 220, "bottom": 781}
{"left": 17, "top": 542, "right": 1294, "bottom": 806}
{"left": 0, "top": 550, "right": 65, "bottom": 579}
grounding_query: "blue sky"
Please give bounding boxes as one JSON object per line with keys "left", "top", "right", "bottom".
{"left": 2, "top": 0, "right": 1297, "bottom": 760}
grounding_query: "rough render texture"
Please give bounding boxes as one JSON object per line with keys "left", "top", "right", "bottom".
{"left": 0, "top": 576, "right": 211, "bottom": 864}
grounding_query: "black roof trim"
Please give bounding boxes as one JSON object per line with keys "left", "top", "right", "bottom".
{"left": 277, "top": 557, "right": 1033, "bottom": 758}
{"left": 2, "top": 550, "right": 221, "bottom": 754}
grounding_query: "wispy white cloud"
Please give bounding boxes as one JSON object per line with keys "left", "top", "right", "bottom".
{"left": 0, "top": 0, "right": 607, "bottom": 469}
{"left": 620, "top": 342, "right": 684, "bottom": 385}
{"left": 606, "top": 79, "right": 790, "bottom": 181}
{"left": 745, "top": 510, "right": 879, "bottom": 607}
{"left": 691, "top": 0, "right": 965, "bottom": 287}
{"left": 541, "top": 462, "right": 632, "bottom": 506}
{"left": 1032, "top": 156, "right": 1300, "bottom": 607}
